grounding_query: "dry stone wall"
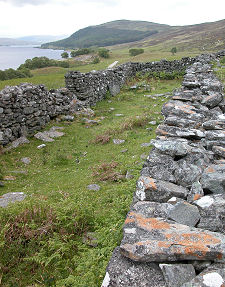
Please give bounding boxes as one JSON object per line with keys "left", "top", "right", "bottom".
{"left": 0, "top": 84, "right": 75, "bottom": 145}
{"left": 102, "top": 55, "right": 225, "bottom": 286}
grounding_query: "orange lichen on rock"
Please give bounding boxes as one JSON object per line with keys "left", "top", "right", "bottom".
{"left": 143, "top": 177, "right": 157, "bottom": 190}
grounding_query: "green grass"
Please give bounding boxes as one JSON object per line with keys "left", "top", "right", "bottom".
{"left": 0, "top": 77, "right": 182, "bottom": 286}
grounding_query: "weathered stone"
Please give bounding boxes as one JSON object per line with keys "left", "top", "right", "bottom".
{"left": 140, "top": 143, "right": 151, "bottom": 147}
{"left": 135, "top": 176, "right": 188, "bottom": 202}
{"left": 120, "top": 208, "right": 225, "bottom": 262}
{"left": 202, "top": 119, "right": 225, "bottom": 130}
{"left": 151, "top": 139, "right": 189, "bottom": 157}
{"left": 181, "top": 267, "right": 225, "bottom": 287}
{"left": 21, "top": 157, "right": 31, "bottom": 165}
{"left": 10, "top": 137, "right": 30, "bottom": 149}
{"left": 205, "top": 130, "right": 225, "bottom": 141}
{"left": 200, "top": 164, "right": 225, "bottom": 194}
{"left": 37, "top": 144, "right": 46, "bottom": 149}
{"left": 0, "top": 192, "right": 26, "bottom": 208}
{"left": 109, "top": 83, "right": 120, "bottom": 97}
{"left": 187, "top": 181, "right": 204, "bottom": 202}
{"left": 113, "top": 139, "right": 125, "bottom": 145}
{"left": 61, "top": 115, "right": 74, "bottom": 121}
{"left": 142, "top": 151, "right": 178, "bottom": 183}
{"left": 201, "top": 91, "right": 223, "bottom": 108}
{"left": 34, "top": 130, "right": 64, "bottom": 142}
{"left": 168, "top": 201, "right": 200, "bottom": 227}
{"left": 156, "top": 125, "right": 205, "bottom": 139}
{"left": 212, "top": 146, "right": 225, "bottom": 158}
{"left": 195, "top": 194, "right": 225, "bottom": 234}
{"left": 149, "top": 121, "right": 157, "bottom": 125}
{"left": 87, "top": 184, "right": 100, "bottom": 191}
{"left": 159, "top": 264, "right": 196, "bottom": 287}
{"left": 101, "top": 247, "right": 166, "bottom": 287}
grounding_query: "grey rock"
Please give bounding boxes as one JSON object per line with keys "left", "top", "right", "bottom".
{"left": 10, "top": 137, "right": 30, "bottom": 149}
{"left": 187, "top": 181, "right": 204, "bottom": 202}
{"left": 37, "top": 144, "right": 46, "bottom": 149}
{"left": 126, "top": 171, "right": 134, "bottom": 180}
{"left": 149, "top": 121, "right": 157, "bottom": 125}
{"left": 168, "top": 201, "right": 200, "bottom": 227}
{"left": 113, "top": 139, "right": 125, "bottom": 145}
{"left": 159, "top": 264, "right": 196, "bottom": 287}
{"left": 34, "top": 130, "right": 64, "bottom": 142}
{"left": 121, "top": 149, "right": 128, "bottom": 153}
{"left": 192, "top": 260, "right": 212, "bottom": 272}
{"left": 115, "top": 114, "right": 124, "bottom": 117}
{"left": 212, "top": 146, "right": 225, "bottom": 158}
{"left": 101, "top": 247, "right": 166, "bottom": 287}
{"left": 140, "top": 143, "right": 151, "bottom": 147}
{"left": 200, "top": 164, "right": 225, "bottom": 194}
{"left": 201, "top": 91, "right": 223, "bottom": 108}
{"left": 61, "top": 115, "right": 74, "bottom": 121}
{"left": 156, "top": 125, "right": 205, "bottom": 139}
{"left": 109, "top": 84, "right": 120, "bottom": 97}
{"left": 135, "top": 176, "right": 188, "bottom": 202}
{"left": 195, "top": 194, "right": 225, "bottom": 234}
{"left": 181, "top": 267, "right": 225, "bottom": 287}
{"left": 0, "top": 192, "right": 26, "bottom": 208}
{"left": 21, "top": 157, "right": 31, "bottom": 165}
{"left": 151, "top": 139, "right": 189, "bottom": 157}
{"left": 87, "top": 184, "right": 100, "bottom": 191}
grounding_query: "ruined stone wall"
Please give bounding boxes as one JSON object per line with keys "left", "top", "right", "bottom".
{"left": 0, "top": 84, "right": 75, "bottom": 145}
{"left": 102, "top": 57, "right": 225, "bottom": 286}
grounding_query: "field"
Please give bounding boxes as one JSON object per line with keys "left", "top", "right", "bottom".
{"left": 0, "top": 52, "right": 224, "bottom": 286}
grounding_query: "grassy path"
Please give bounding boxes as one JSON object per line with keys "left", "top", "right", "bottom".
{"left": 0, "top": 78, "right": 181, "bottom": 286}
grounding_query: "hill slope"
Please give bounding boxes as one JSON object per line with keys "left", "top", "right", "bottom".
{"left": 0, "top": 38, "right": 32, "bottom": 46}
{"left": 41, "top": 20, "right": 170, "bottom": 49}
{"left": 41, "top": 19, "right": 225, "bottom": 52}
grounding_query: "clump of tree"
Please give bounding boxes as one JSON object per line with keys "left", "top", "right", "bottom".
{"left": 61, "top": 52, "right": 69, "bottom": 59}
{"left": 170, "top": 47, "right": 177, "bottom": 55}
{"left": 70, "top": 48, "right": 92, "bottom": 57}
{"left": 19, "top": 56, "right": 69, "bottom": 70}
{"left": 0, "top": 68, "right": 32, "bottom": 81}
{"left": 98, "top": 48, "right": 110, "bottom": 58}
{"left": 129, "top": 48, "right": 144, "bottom": 56}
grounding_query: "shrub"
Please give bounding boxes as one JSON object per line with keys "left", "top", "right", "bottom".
{"left": 18, "top": 57, "right": 69, "bottom": 70}
{"left": 170, "top": 47, "right": 177, "bottom": 55}
{"left": 129, "top": 48, "right": 144, "bottom": 56}
{"left": 70, "top": 48, "right": 92, "bottom": 57}
{"left": 61, "top": 52, "right": 69, "bottom": 59}
{"left": 0, "top": 67, "right": 32, "bottom": 81}
{"left": 92, "top": 57, "right": 100, "bottom": 64}
{"left": 98, "top": 48, "right": 110, "bottom": 58}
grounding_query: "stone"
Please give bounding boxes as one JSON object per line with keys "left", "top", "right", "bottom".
{"left": 130, "top": 85, "right": 137, "bottom": 89}
{"left": 101, "top": 247, "right": 166, "bottom": 287}
{"left": 61, "top": 115, "right": 74, "bottom": 121}
{"left": 82, "top": 232, "right": 98, "bottom": 247}
{"left": 181, "top": 268, "right": 225, "bottom": 287}
{"left": 149, "top": 121, "right": 157, "bottom": 125}
{"left": 120, "top": 207, "right": 225, "bottom": 262}
{"left": 126, "top": 171, "right": 134, "bottom": 180}
{"left": 87, "top": 184, "right": 100, "bottom": 191}
{"left": 109, "top": 83, "right": 120, "bottom": 97}
{"left": 135, "top": 176, "right": 188, "bottom": 202}
{"left": 140, "top": 153, "right": 148, "bottom": 160}
{"left": 113, "top": 139, "right": 125, "bottom": 145}
{"left": 115, "top": 114, "right": 124, "bottom": 117}
{"left": 107, "top": 61, "right": 119, "bottom": 69}
{"left": 0, "top": 192, "right": 26, "bottom": 208}
{"left": 140, "top": 143, "right": 151, "bottom": 147}
{"left": 212, "top": 146, "right": 225, "bottom": 158}
{"left": 37, "top": 144, "right": 46, "bottom": 149}
{"left": 192, "top": 260, "right": 212, "bottom": 272}
{"left": 195, "top": 194, "right": 225, "bottom": 234}
{"left": 151, "top": 139, "right": 189, "bottom": 157}
{"left": 10, "top": 137, "right": 30, "bottom": 149}
{"left": 168, "top": 201, "right": 201, "bottom": 227}
{"left": 187, "top": 181, "right": 204, "bottom": 202}
{"left": 156, "top": 125, "right": 205, "bottom": 140}
{"left": 200, "top": 164, "right": 225, "bottom": 194}
{"left": 159, "top": 264, "right": 196, "bottom": 287}
{"left": 34, "top": 130, "right": 64, "bottom": 142}
{"left": 142, "top": 151, "right": 178, "bottom": 183}
{"left": 121, "top": 149, "right": 128, "bottom": 153}
{"left": 0, "top": 182, "right": 4, "bottom": 187}
{"left": 202, "top": 119, "right": 225, "bottom": 130}
{"left": 21, "top": 157, "right": 31, "bottom": 165}
{"left": 82, "top": 118, "right": 100, "bottom": 125}
{"left": 201, "top": 91, "right": 223, "bottom": 108}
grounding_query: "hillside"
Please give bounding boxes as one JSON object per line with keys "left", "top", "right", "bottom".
{"left": 18, "top": 35, "right": 69, "bottom": 45}
{"left": 41, "top": 19, "right": 225, "bottom": 52}
{"left": 41, "top": 20, "right": 170, "bottom": 49}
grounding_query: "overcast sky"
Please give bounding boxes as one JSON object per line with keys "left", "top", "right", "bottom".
{"left": 0, "top": 0, "right": 224, "bottom": 38}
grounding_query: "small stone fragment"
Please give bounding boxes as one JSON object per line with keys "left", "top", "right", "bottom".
{"left": 149, "top": 121, "right": 157, "bottom": 125}
{"left": 37, "top": 144, "right": 46, "bottom": 149}
{"left": 212, "top": 146, "right": 225, "bottom": 158}
{"left": 115, "top": 114, "right": 124, "bottom": 117}
{"left": 21, "top": 157, "right": 31, "bottom": 165}
{"left": 113, "top": 139, "right": 125, "bottom": 145}
{"left": 159, "top": 264, "right": 196, "bottom": 287}
{"left": 187, "top": 181, "right": 204, "bottom": 203}
{"left": 121, "top": 149, "right": 128, "bottom": 153}
{"left": 141, "top": 143, "right": 151, "bottom": 147}
{"left": 61, "top": 115, "right": 74, "bottom": 121}
{"left": 87, "top": 184, "right": 100, "bottom": 191}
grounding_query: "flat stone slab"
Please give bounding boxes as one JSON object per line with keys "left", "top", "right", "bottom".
{"left": 200, "top": 164, "right": 225, "bottom": 194}
{"left": 101, "top": 247, "right": 166, "bottom": 287}
{"left": 113, "top": 139, "right": 125, "bottom": 145}
{"left": 34, "top": 130, "right": 64, "bottom": 142}
{"left": 151, "top": 139, "right": 189, "bottom": 157}
{"left": 135, "top": 176, "right": 188, "bottom": 202}
{"left": 0, "top": 192, "right": 26, "bottom": 207}
{"left": 159, "top": 263, "right": 196, "bottom": 287}
{"left": 120, "top": 204, "right": 225, "bottom": 262}
{"left": 87, "top": 184, "right": 100, "bottom": 191}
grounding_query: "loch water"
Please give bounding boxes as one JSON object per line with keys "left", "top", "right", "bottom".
{"left": 0, "top": 45, "right": 65, "bottom": 70}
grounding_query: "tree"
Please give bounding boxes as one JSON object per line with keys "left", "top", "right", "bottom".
{"left": 70, "top": 50, "right": 77, "bottom": 57}
{"left": 129, "top": 48, "right": 144, "bottom": 56}
{"left": 98, "top": 48, "right": 110, "bottom": 58}
{"left": 61, "top": 52, "right": 69, "bottom": 59}
{"left": 170, "top": 47, "right": 177, "bottom": 55}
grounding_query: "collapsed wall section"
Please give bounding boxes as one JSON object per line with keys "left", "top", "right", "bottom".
{"left": 102, "top": 56, "right": 225, "bottom": 286}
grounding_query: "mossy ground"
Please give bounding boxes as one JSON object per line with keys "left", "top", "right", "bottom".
{"left": 0, "top": 75, "right": 182, "bottom": 286}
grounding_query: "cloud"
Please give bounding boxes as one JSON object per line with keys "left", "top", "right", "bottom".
{"left": 0, "top": 0, "right": 119, "bottom": 7}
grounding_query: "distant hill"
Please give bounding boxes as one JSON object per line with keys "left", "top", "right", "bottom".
{"left": 18, "top": 35, "right": 69, "bottom": 45}
{"left": 41, "top": 19, "right": 225, "bottom": 52}
{"left": 41, "top": 20, "right": 170, "bottom": 49}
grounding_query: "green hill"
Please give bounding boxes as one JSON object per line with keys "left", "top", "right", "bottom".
{"left": 41, "top": 20, "right": 170, "bottom": 49}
